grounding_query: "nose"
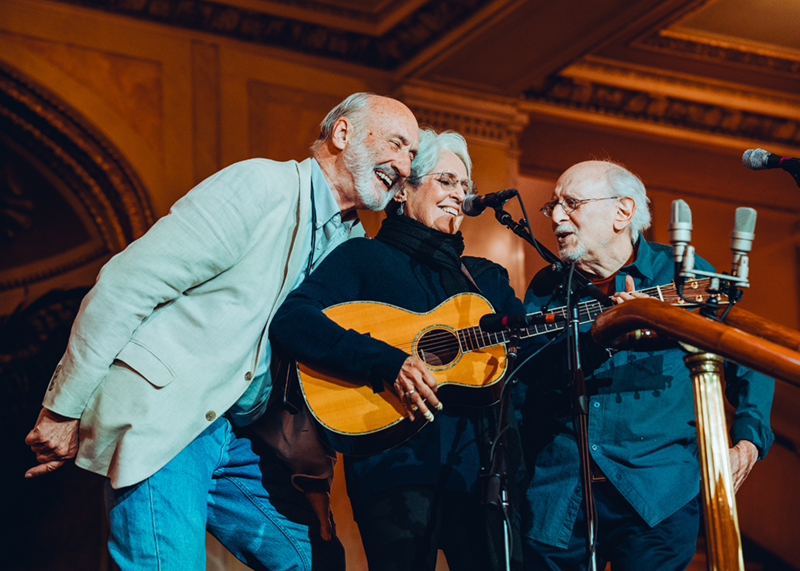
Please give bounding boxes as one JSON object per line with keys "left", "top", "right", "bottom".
{"left": 551, "top": 201, "right": 570, "bottom": 223}
{"left": 453, "top": 183, "right": 466, "bottom": 203}
{"left": 394, "top": 152, "right": 412, "bottom": 179}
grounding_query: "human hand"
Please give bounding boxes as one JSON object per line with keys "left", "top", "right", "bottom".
{"left": 25, "top": 408, "right": 80, "bottom": 479}
{"left": 729, "top": 440, "right": 758, "bottom": 492}
{"left": 393, "top": 356, "right": 442, "bottom": 422}
{"left": 611, "top": 275, "right": 649, "bottom": 304}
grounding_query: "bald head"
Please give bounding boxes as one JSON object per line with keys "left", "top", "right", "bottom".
{"left": 311, "top": 93, "right": 417, "bottom": 154}
{"left": 549, "top": 160, "right": 650, "bottom": 278}
{"left": 557, "top": 160, "right": 651, "bottom": 239}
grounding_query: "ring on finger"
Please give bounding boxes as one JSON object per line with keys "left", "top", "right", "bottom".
{"left": 405, "top": 388, "right": 417, "bottom": 397}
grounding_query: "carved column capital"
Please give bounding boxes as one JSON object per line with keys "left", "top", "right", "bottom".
{"left": 396, "top": 83, "right": 529, "bottom": 153}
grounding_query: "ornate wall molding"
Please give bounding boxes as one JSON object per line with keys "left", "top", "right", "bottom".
{"left": 52, "top": 0, "right": 488, "bottom": 70}
{"left": 563, "top": 59, "right": 800, "bottom": 119}
{"left": 399, "top": 83, "right": 529, "bottom": 151}
{"left": 522, "top": 73, "right": 800, "bottom": 151}
{"left": 0, "top": 61, "right": 154, "bottom": 293}
{"left": 635, "top": 30, "right": 800, "bottom": 77}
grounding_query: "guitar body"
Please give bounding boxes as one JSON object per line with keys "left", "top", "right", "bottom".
{"left": 296, "top": 293, "right": 507, "bottom": 456}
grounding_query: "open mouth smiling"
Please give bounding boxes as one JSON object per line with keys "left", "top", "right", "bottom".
{"left": 440, "top": 206, "right": 459, "bottom": 216}
{"left": 375, "top": 169, "right": 394, "bottom": 189}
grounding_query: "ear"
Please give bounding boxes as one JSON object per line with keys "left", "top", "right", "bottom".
{"left": 394, "top": 185, "right": 409, "bottom": 202}
{"left": 330, "top": 116, "right": 353, "bottom": 152}
{"left": 613, "top": 197, "right": 635, "bottom": 232}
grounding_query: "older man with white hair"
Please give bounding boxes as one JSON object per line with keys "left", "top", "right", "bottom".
{"left": 515, "top": 160, "right": 774, "bottom": 571}
{"left": 25, "top": 92, "right": 419, "bottom": 571}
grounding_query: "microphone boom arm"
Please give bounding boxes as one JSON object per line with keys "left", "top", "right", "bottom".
{"left": 491, "top": 206, "right": 610, "bottom": 304}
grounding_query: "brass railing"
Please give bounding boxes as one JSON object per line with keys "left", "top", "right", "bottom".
{"left": 592, "top": 298, "right": 800, "bottom": 571}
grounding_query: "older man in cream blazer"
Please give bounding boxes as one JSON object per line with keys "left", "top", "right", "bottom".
{"left": 25, "top": 92, "right": 419, "bottom": 571}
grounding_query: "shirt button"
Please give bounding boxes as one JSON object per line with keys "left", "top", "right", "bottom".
{"left": 205, "top": 411, "right": 216, "bottom": 421}
{"left": 591, "top": 444, "right": 598, "bottom": 451}
{"left": 316, "top": 243, "right": 322, "bottom": 250}
{"left": 333, "top": 214, "right": 340, "bottom": 223}
{"left": 244, "top": 371, "right": 253, "bottom": 381}
{"left": 593, "top": 402, "right": 600, "bottom": 408}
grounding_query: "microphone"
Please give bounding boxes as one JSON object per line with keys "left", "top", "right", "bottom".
{"left": 528, "top": 265, "right": 564, "bottom": 298}
{"left": 668, "top": 199, "right": 692, "bottom": 267}
{"left": 742, "top": 149, "right": 800, "bottom": 173}
{"left": 462, "top": 188, "right": 518, "bottom": 217}
{"left": 479, "top": 312, "right": 563, "bottom": 333}
{"left": 730, "top": 207, "right": 756, "bottom": 284}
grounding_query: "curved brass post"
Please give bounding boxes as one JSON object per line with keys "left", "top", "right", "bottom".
{"left": 682, "top": 350, "right": 744, "bottom": 571}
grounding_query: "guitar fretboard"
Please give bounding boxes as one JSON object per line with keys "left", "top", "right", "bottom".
{"left": 456, "top": 279, "right": 717, "bottom": 353}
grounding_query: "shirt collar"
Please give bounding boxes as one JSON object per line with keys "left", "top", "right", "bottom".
{"left": 310, "top": 158, "right": 345, "bottom": 229}
{"left": 623, "top": 234, "right": 655, "bottom": 281}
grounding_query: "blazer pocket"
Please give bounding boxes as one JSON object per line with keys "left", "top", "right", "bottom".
{"left": 116, "top": 340, "right": 177, "bottom": 388}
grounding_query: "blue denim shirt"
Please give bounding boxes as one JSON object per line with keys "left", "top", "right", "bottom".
{"left": 515, "top": 237, "right": 774, "bottom": 548}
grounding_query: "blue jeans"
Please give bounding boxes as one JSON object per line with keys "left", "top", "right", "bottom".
{"left": 523, "top": 481, "right": 699, "bottom": 571}
{"left": 104, "top": 417, "right": 343, "bottom": 571}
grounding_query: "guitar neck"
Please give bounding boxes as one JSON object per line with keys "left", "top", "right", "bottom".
{"left": 457, "top": 279, "right": 716, "bottom": 353}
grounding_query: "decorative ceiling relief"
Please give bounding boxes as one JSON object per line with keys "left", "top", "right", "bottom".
{"left": 54, "top": 0, "right": 487, "bottom": 69}
{"left": 636, "top": 31, "right": 800, "bottom": 77}
{"left": 523, "top": 75, "right": 800, "bottom": 149}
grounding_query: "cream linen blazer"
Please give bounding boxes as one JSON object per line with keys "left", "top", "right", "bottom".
{"left": 42, "top": 158, "right": 363, "bottom": 488}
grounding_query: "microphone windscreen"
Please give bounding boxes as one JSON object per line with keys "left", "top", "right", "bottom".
{"left": 670, "top": 199, "right": 692, "bottom": 225}
{"left": 479, "top": 313, "right": 506, "bottom": 333}
{"left": 733, "top": 207, "right": 757, "bottom": 234}
{"left": 528, "top": 266, "right": 562, "bottom": 298}
{"left": 730, "top": 207, "right": 756, "bottom": 255}
{"left": 742, "top": 148, "right": 768, "bottom": 170}
{"left": 461, "top": 194, "right": 482, "bottom": 217}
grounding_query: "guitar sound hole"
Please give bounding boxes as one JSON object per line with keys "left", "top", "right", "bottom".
{"left": 416, "top": 328, "right": 459, "bottom": 367}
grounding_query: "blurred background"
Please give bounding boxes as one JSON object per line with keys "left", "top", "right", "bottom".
{"left": 1, "top": 0, "right": 798, "bottom": 569}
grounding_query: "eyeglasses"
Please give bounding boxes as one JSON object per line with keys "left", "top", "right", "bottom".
{"left": 540, "top": 196, "right": 619, "bottom": 218}
{"left": 416, "top": 171, "right": 474, "bottom": 194}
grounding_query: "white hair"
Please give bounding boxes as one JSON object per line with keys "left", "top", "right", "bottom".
{"left": 310, "top": 92, "right": 374, "bottom": 154}
{"left": 602, "top": 160, "right": 652, "bottom": 238}
{"left": 385, "top": 128, "right": 473, "bottom": 217}
{"left": 408, "top": 128, "right": 472, "bottom": 184}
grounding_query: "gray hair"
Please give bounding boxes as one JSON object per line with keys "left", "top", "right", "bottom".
{"left": 386, "top": 128, "right": 472, "bottom": 217}
{"left": 603, "top": 160, "right": 652, "bottom": 239}
{"left": 310, "top": 92, "right": 374, "bottom": 154}
{"left": 409, "top": 128, "right": 472, "bottom": 184}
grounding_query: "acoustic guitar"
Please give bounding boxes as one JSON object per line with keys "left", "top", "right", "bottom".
{"left": 296, "top": 278, "right": 722, "bottom": 456}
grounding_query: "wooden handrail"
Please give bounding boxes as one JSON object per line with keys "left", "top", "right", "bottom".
{"left": 591, "top": 298, "right": 800, "bottom": 388}
{"left": 719, "top": 306, "right": 800, "bottom": 354}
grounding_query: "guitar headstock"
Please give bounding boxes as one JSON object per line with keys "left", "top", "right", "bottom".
{"left": 659, "top": 278, "right": 731, "bottom": 306}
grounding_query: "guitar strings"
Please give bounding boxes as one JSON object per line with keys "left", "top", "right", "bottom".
{"left": 369, "top": 282, "right": 706, "bottom": 356}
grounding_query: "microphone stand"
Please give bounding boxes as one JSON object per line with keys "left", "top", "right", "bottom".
{"left": 481, "top": 329, "right": 518, "bottom": 571}
{"left": 492, "top": 205, "right": 604, "bottom": 569}
{"left": 565, "top": 268, "right": 598, "bottom": 571}
{"left": 490, "top": 207, "right": 608, "bottom": 303}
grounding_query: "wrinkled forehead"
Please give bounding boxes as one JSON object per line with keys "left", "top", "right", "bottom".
{"left": 553, "top": 162, "right": 610, "bottom": 199}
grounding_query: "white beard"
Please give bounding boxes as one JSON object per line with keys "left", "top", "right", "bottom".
{"left": 555, "top": 223, "right": 588, "bottom": 263}
{"left": 559, "top": 243, "right": 588, "bottom": 264}
{"left": 343, "top": 136, "right": 398, "bottom": 211}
